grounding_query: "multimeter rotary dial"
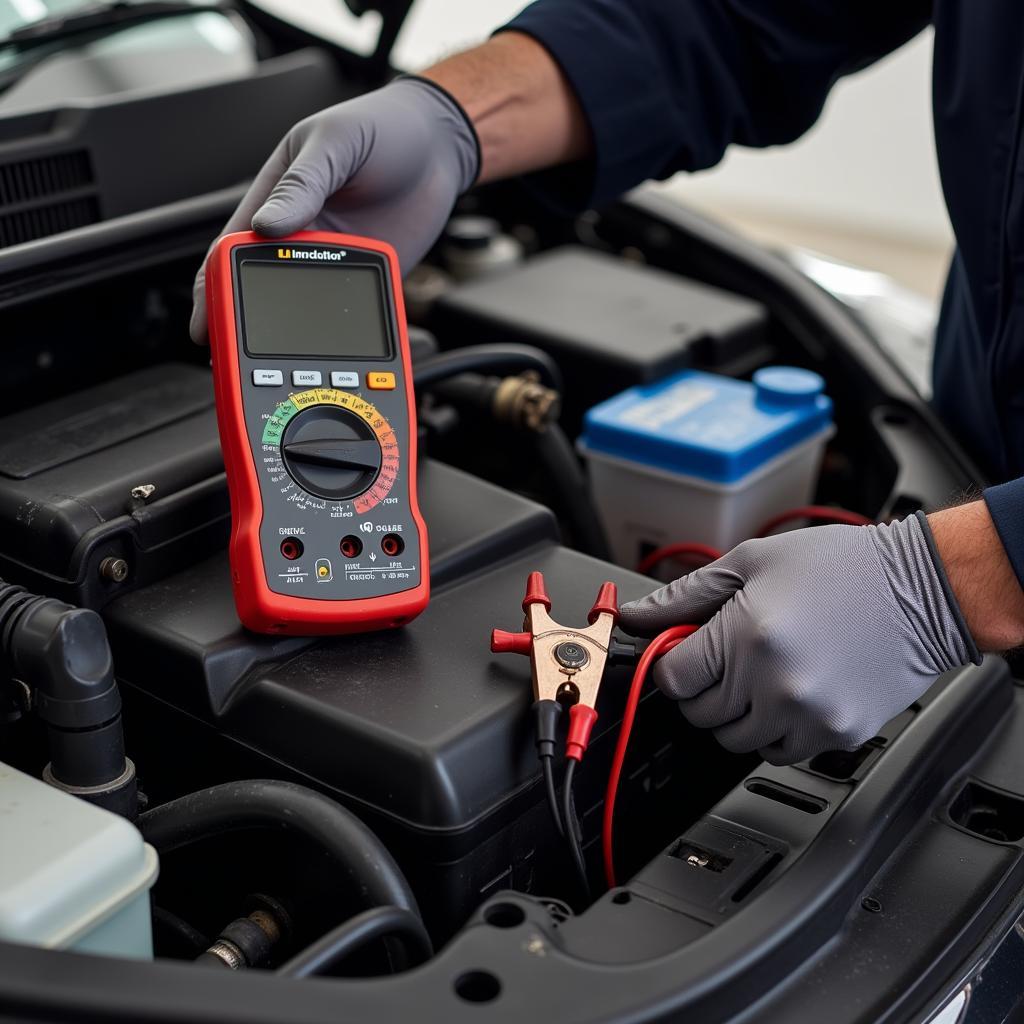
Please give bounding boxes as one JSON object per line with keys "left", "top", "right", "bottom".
{"left": 281, "top": 406, "right": 381, "bottom": 500}
{"left": 261, "top": 388, "right": 401, "bottom": 513}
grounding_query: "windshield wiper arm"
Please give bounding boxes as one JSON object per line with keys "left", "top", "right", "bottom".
{"left": 4, "top": 1, "right": 227, "bottom": 51}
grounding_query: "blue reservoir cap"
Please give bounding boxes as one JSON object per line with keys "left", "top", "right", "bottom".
{"left": 581, "top": 367, "right": 832, "bottom": 484}
{"left": 754, "top": 366, "right": 826, "bottom": 407}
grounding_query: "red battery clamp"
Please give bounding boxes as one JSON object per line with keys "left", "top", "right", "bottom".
{"left": 207, "top": 230, "right": 429, "bottom": 634}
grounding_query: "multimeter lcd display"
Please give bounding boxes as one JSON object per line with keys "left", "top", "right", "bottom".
{"left": 239, "top": 262, "right": 390, "bottom": 358}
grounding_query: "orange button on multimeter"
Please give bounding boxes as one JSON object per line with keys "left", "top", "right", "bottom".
{"left": 206, "top": 230, "right": 429, "bottom": 636}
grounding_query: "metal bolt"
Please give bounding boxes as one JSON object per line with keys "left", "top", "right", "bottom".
{"left": 130, "top": 483, "right": 156, "bottom": 501}
{"left": 553, "top": 641, "right": 590, "bottom": 670}
{"left": 494, "top": 373, "right": 560, "bottom": 433}
{"left": 99, "top": 557, "right": 129, "bottom": 583}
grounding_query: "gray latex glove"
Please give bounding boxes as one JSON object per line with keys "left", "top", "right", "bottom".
{"left": 619, "top": 513, "right": 979, "bottom": 765}
{"left": 190, "top": 76, "right": 479, "bottom": 342}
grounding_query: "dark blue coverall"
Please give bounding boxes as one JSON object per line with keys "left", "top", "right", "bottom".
{"left": 503, "top": 1, "right": 1024, "bottom": 584}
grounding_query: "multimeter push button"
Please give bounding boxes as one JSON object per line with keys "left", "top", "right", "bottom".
{"left": 252, "top": 369, "right": 283, "bottom": 386}
{"left": 292, "top": 370, "right": 322, "bottom": 386}
{"left": 367, "top": 372, "right": 396, "bottom": 390}
{"left": 330, "top": 371, "right": 360, "bottom": 388}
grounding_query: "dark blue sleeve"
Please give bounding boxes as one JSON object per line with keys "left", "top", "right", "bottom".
{"left": 984, "top": 477, "right": 1024, "bottom": 588}
{"left": 501, "top": 0, "right": 932, "bottom": 207}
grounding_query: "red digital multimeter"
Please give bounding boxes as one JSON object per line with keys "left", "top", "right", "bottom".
{"left": 207, "top": 230, "right": 429, "bottom": 634}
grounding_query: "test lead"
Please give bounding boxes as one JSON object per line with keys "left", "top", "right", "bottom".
{"left": 490, "top": 572, "right": 621, "bottom": 898}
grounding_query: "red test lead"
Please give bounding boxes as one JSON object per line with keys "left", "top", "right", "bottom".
{"left": 602, "top": 624, "right": 698, "bottom": 889}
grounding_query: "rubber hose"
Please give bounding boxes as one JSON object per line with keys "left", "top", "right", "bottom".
{"left": 138, "top": 781, "right": 419, "bottom": 918}
{"left": 532, "top": 425, "right": 611, "bottom": 561}
{"left": 425, "top": 372, "right": 498, "bottom": 415}
{"left": 277, "top": 906, "right": 432, "bottom": 978}
{"left": 413, "top": 344, "right": 562, "bottom": 392}
{"left": 152, "top": 906, "right": 209, "bottom": 957}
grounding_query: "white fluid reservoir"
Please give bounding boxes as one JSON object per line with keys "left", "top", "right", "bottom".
{"left": 579, "top": 366, "right": 835, "bottom": 568}
{"left": 0, "top": 761, "right": 158, "bottom": 958}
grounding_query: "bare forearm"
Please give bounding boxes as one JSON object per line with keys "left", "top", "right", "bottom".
{"left": 422, "top": 31, "right": 591, "bottom": 183}
{"left": 929, "top": 501, "right": 1024, "bottom": 651}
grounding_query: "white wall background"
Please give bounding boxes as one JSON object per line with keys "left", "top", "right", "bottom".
{"left": 255, "top": 0, "right": 952, "bottom": 294}
{"left": 663, "top": 31, "right": 948, "bottom": 247}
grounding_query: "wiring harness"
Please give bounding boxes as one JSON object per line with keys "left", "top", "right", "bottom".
{"left": 638, "top": 505, "right": 872, "bottom": 576}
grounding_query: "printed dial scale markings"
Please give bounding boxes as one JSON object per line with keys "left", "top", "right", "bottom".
{"left": 261, "top": 388, "right": 400, "bottom": 514}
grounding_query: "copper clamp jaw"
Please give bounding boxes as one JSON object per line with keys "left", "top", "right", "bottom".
{"left": 490, "top": 571, "right": 619, "bottom": 760}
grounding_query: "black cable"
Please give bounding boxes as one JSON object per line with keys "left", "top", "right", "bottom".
{"left": 533, "top": 699, "right": 564, "bottom": 838}
{"left": 413, "top": 344, "right": 562, "bottom": 392}
{"left": 541, "top": 755, "right": 563, "bottom": 839}
{"left": 277, "top": 906, "right": 432, "bottom": 979}
{"left": 532, "top": 425, "right": 611, "bottom": 561}
{"left": 561, "top": 759, "right": 591, "bottom": 903}
{"left": 138, "top": 781, "right": 420, "bottom": 918}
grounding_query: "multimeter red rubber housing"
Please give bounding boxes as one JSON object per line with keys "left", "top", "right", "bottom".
{"left": 207, "top": 230, "right": 429, "bottom": 634}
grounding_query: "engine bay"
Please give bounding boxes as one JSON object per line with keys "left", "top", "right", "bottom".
{"left": 0, "top": 172, "right": 1022, "bottom": 1023}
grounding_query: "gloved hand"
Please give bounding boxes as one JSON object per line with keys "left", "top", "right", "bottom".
{"left": 190, "top": 76, "right": 480, "bottom": 342}
{"left": 618, "top": 513, "right": 979, "bottom": 765}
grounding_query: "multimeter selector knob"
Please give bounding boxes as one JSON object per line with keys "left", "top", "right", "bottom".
{"left": 281, "top": 405, "right": 383, "bottom": 500}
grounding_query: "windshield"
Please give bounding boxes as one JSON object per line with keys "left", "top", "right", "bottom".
{"left": 249, "top": 0, "right": 525, "bottom": 68}
{"left": 1, "top": 0, "right": 135, "bottom": 38}
{"left": 0, "top": 1, "right": 255, "bottom": 111}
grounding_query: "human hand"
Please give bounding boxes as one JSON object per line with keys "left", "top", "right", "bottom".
{"left": 190, "top": 76, "right": 479, "bottom": 342}
{"left": 619, "top": 514, "right": 978, "bottom": 765}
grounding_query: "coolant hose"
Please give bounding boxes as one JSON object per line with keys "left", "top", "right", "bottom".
{"left": 277, "top": 905, "right": 432, "bottom": 978}
{"left": 413, "top": 343, "right": 562, "bottom": 392}
{"left": 138, "top": 780, "right": 420, "bottom": 918}
{"left": 533, "top": 425, "right": 611, "bottom": 561}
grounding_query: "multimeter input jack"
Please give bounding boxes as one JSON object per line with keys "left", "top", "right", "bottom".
{"left": 381, "top": 534, "right": 404, "bottom": 557}
{"left": 280, "top": 538, "right": 304, "bottom": 560}
{"left": 340, "top": 536, "right": 363, "bottom": 559}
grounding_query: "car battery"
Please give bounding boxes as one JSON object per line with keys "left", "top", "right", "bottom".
{"left": 578, "top": 367, "right": 834, "bottom": 566}
{"left": 103, "top": 472, "right": 738, "bottom": 940}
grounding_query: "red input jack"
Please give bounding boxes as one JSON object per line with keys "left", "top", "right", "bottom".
{"left": 381, "top": 534, "right": 404, "bottom": 557}
{"left": 280, "top": 538, "right": 304, "bottom": 560}
{"left": 340, "top": 536, "right": 363, "bottom": 559}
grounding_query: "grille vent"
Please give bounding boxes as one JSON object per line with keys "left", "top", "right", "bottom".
{"left": 0, "top": 150, "right": 99, "bottom": 246}
{"left": 0, "top": 197, "right": 101, "bottom": 247}
{"left": 0, "top": 151, "right": 94, "bottom": 206}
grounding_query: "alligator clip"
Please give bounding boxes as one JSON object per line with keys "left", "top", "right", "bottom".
{"left": 491, "top": 571, "right": 619, "bottom": 761}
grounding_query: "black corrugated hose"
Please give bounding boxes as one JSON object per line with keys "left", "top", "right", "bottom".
{"left": 0, "top": 579, "right": 138, "bottom": 818}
